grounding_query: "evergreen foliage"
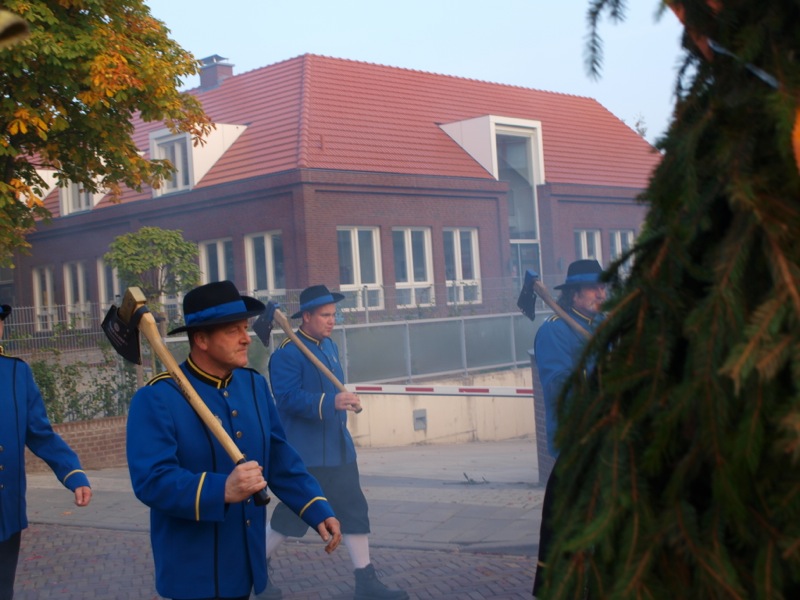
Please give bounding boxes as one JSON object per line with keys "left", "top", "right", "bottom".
{"left": 542, "top": 1, "right": 800, "bottom": 598}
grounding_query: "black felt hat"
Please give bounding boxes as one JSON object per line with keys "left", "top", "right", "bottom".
{"left": 168, "top": 281, "right": 265, "bottom": 335}
{"left": 291, "top": 285, "right": 345, "bottom": 319}
{"left": 553, "top": 260, "right": 604, "bottom": 290}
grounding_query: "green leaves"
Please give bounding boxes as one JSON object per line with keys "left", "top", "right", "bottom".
{"left": 0, "top": 0, "right": 212, "bottom": 261}
{"left": 541, "top": 2, "right": 800, "bottom": 598}
{"left": 104, "top": 226, "right": 200, "bottom": 305}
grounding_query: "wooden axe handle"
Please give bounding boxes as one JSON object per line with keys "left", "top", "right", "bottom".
{"left": 531, "top": 279, "right": 591, "bottom": 340}
{"left": 129, "top": 302, "right": 269, "bottom": 506}
{"left": 271, "top": 307, "right": 363, "bottom": 411}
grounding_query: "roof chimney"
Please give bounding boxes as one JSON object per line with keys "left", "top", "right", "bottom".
{"left": 199, "top": 55, "right": 233, "bottom": 90}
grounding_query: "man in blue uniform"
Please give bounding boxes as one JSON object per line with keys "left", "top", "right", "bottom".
{"left": 126, "top": 281, "right": 341, "bottom": 600}
{"left": 263, "top": 285, "right": 408, "bottom": 600}
{"left": 532, "top": 260, "right": 606, "bottom": 598}
{"left": 0, "top": 304, "right": 92, "bottom": 600}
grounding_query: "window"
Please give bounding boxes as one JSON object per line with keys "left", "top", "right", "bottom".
{"left": 575, "top": 229, "right": 602, "bottom": 262}
{"left": 443, "top": 228, "right": 481, "bottom": 305}
{"left": 200, "top": 238, "right": 234, "bottom": 283}
{"left": 245, "top": 232, "right": 285, "bottom": 297}
{"left": 337, "top": 227, "right": 384, "bottom": 311}
{"left": 60, "top": 182, "right": 94, "bottom": 215}
{"left": 152, "top": 133, "right": 192, "bottom": 195}
{"left": 510, "top": 243, "right": 540, "bottom": 291}
{"left": 33, "top": 266, "right": 56, "bottom": 332}
{"left": 495, "top": 128, "right": 543, "bottom": 284}
{"left": 64, "top": 261, "right": 90, "bottom": 328}
{"left": 97, "top": 259, "right": 123, "bottom": 308}
{"left": 392, "top": 228, "right": 434, "bottom": 308}
{"left": 610, "top": 229, "right": 636, "bottom": 277}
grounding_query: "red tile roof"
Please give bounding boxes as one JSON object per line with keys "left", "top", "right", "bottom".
{"left": 48, "top": 54, "right": 660, "bottom": 214}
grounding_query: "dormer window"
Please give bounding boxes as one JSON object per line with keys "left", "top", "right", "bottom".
{"left": 60, "top": 182, "right": 94, "bottom": 215}
{"left": 152, "top": 132, "right": 192, "bottom": 195}
{"left": 440, "top": 115, "right": 545, "bottom": 289}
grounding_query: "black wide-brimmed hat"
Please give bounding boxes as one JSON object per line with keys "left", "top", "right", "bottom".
{"left": 291, "top": 285, "right": 345, "bottom": 319}
{"left": 168, "top": 281, "right": 265, "bottom": 335}
{"left": 553, "top": 259, "right": 604, "bottom": 290}
{"left": 0, "top": 304, "right": 10, "bottom": 321}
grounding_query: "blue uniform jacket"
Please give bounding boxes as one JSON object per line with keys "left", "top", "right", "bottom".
{"left": 268, "top": 329, "right": 357, "bottom": 468}
{"left": 0, "top": 355, "right": 90, "bottom": 542}
{"left": 533, "top": 308, "right": 598, "bottom": 457}
{"left": 126, "top": 357, "right": 334, "bottom": 599}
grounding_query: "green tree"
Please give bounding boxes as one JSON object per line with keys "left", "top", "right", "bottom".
{"left": 105, "top": 226, "right": 199, "bottom": 378}
{"left": 104, "top": 226, "right": 200, "bottom": 308}
{"left": 0, "top": 0, "right": 212, "bottom": 265}
{"left": 541, "top": 1, "right": 800, "bottom": 598}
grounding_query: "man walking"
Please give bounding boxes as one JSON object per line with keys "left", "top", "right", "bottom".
{"left": 0, "top": 304, "right": 92, "bottom": 600}
{"left": 126, "top": 281, "right": 341, "bottom": 600}
{"left": 262, "top": 285, "right": 408, "bottom": 600}
{"left": 532, "top": 260, "right": 606, "bottom": 597}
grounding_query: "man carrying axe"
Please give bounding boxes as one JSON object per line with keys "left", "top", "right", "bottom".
{"left": 530, "top": 259, "right": 606, "bottom": 598}
{"left": 125, "top": 281, "right": 341, "bottom": 600}
{"left": 260, "top": 285, "right": 408, "bottom": 600}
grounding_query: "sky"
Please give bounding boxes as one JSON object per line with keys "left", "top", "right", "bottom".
{"left": 145, "top": 1, "right": 685, "bottom": 145}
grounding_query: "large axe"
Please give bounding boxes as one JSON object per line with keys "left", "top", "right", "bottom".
{"left": 517, "top": 269, "right": 591, "bottom": 340}
{"left": 252, "top": 302, "right": 362, "bottom": 413}
{"left": 102, "top": 287, "right": 270, "bottom": 506}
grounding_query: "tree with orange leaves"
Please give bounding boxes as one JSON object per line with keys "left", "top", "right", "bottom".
{"left": 536, "top": 1, "right": 800, "bottom": 598}
{"left": 0, "top": 0, "right": 212, "bottom": 265}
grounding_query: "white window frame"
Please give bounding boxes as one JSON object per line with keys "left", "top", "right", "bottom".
{"left": 609, "top": 229, "right": 635, "bottom": 261}
{"left": 443, "top": 228, "right": 482, "bottom": 306}
{"left": 161, "top": 290, "right": 184, "bottom": 326}
{"left": 245, "top": 231, "right": 285, "bottom": 298}
{"left": 392, "top": 227, "right": 434, "bottom": 308}
{"left": 33, "top": 266, "right": 56, "bottom": 332}
{"left": 60, "top": 182, "right": 94, "bottom": 215}
{"left": 63, "top": 261, "right": 90, "bottom": 328}
{"left": 151, "top": 131, "right": 193, "bottom": 196}
{"left": 337, "top": 227, "right": 384, "bottom": 311}
{"left": 610, "top": 229, "right": 636, "bottom": 277}
{"left": 199, "top": 238, "right": 234, "bottom": 284}
{"left": 575, "top": 229, "right": 602, "bottom": 262}
{"left": 97, "top": 259, "right": 122, "bottom": 308}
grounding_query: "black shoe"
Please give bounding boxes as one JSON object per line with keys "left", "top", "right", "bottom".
{"left": 353, "top": 563, "right": 409, "bottom": 600}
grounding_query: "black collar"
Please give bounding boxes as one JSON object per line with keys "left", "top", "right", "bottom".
{"left": 569, "top": 307, "right": 594, "bottom": 327}
{"left": 297, "top": 328, "right": 322, "bottom": 346}
{"left": 186, "top": 355, "right": 233, "bottom": 389}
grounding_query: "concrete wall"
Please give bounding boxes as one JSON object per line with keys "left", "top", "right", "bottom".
{"left": 348, "top": 368, "right": 534, "bottom": 447}
{"left": 25, "top": 368, "right": 535, "bottom": 473}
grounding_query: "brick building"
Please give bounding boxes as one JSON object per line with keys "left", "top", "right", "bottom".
{"left": 12, "top": 54, "right": 659, "bottom": 328}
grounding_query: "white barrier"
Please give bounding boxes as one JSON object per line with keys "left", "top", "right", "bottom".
{"left": 349, "top": 384, "right": 534, "bottom": 398}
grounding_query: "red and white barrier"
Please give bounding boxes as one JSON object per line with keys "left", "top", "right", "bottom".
{"left": 348, "top": 384, "right": 533, "bottom": 398}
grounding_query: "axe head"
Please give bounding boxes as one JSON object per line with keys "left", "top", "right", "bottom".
{"left": 252, "top": 301, "right": 279, "bottom": 347}
{"left": 101, "top": 287, "right": 149, "bottom": 365}
{"left": 516, "top": 269, "right": 539, "bottom": 322}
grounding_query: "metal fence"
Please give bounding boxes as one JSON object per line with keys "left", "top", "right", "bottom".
{"left": 2, "top": 275, "right": 557, "bottom": 362}
{"left": 2, "top": 276, "right": 553, "bottom": 422}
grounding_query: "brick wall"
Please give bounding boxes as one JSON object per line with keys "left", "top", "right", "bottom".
{"left": 25, "top": 416, "right": 127, "bottom": 474}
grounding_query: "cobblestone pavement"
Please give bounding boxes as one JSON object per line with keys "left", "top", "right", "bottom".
{"left": 18, "top": 438, "right": 542, "bottom": 599}
{"left": 15, "top": 524, "right": 534, "bottom": 599}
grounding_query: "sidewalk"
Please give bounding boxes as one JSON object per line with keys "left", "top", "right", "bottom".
{"left": 18, "top": 438, "right": 543, "bottom": 599}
